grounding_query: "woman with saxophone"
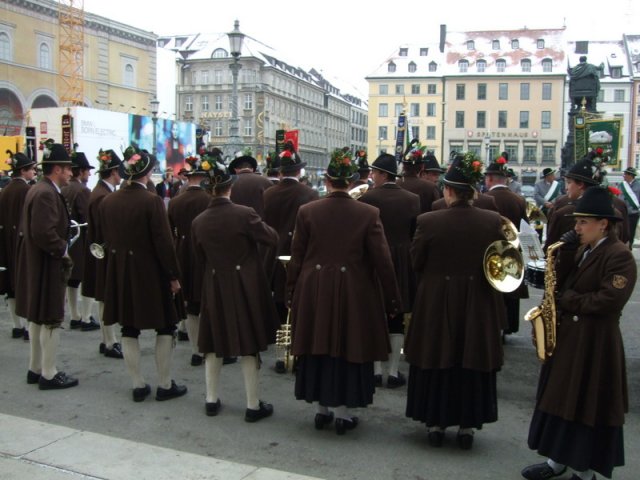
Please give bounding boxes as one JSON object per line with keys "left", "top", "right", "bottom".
{"left": 522, "top": 186, "right": 636, "bottom": 480}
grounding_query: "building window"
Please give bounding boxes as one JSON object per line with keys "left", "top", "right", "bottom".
{"left": 411, "top": 126, "right": 420, "bottom": 139}
{"left": 537, "top": 39, "right": 545, "bottom": 49}
{"left": 192, "top": 70, "right": 198, "bottom": 85}
{"left": 496, "top": 59, "right": 506, "bottom": 72}
{"left": 399, "top": 47, "right": 408, "bottom": 56}
{"left": 124, "top": 64, "right": 135, "bottom": 87}
{"left": 499, "top": 83, "right": 508, "bottom": 100}
{"left": 0, "top": 32, "right": 11, "bottom": 61}
{"left": 39, "top": 43, "right": 51, "bottom": 70}
{"left": 427, "top": 84, "right": 437, "bottom": 94}
{"left": 455, "top": 111, "right": 465, "bottom": 128}
{"left": 542, "top": 145, "right": 555, "bottom": 163}
{"left": 456, "top": 84, "right": 466, "bottom": 100}
{"left": 458, "top": 60, "right": 469, "bottom": 73}
{"left": 379, "top": 126, "right": 388, "bottom": 140}
{"left": 410, "top": 103, "right": 420, "bottom": 116}
{"left": 185, "top": 95, "right": 193, "bottom": 111}
{"left": 244, "top": 94, "right": 253, "bottom": 110}
{"left": 520, "top": 83, "right": 530, "bottom": 100}
{"left": 408, "top": 62, "right": 417, "bottom": 73}
{"left": 214, "top": 120, "right": 223, "bottom": 136}
{"left": 505, "top": 145, "right": 518, "bottom": 162}
{"left": 214, "top": 95, "right": 223, "bottom": 110}
{"left": 395, "top": 103, "right": 403, "bottom": 116}
{"left": 477, "top": 111, "right": 486, "bottom": 128}
{"left": 420, "top": 48, "right": 429, "bottom": 56}
{"left": 379, "top": 84, "right": 388, "bottom": 95}
{"left": 542, "top": 59, "right": 552, "bottom": 72}
{"left": 201, "top": 70, "right": 209, "bottom": 84}
{"left": 520, "top": 111, "right": 529, "bottom": 129}
{"left": 477, "top": 60, "right": 486, "bottom": 72}
{"left": 467, "top": 40, "right": 475, "bottom": 50}
{"left": 521, "top": 59, "right": 531, "bottom": 72}
{"left": 212, "top": 48, "right": 227, "bottom": 58}
{"left": 523, "top": 145, "right": 537, "bottom": 163}
{"left": 511, "top": 39, "right": 519, "bottom": 49}
{"left": 411, "top": 84, "right": 420, "bottom": 94}
{"left": 379, "top": 103, "right": 388, "bottom": 117}
{"left": 395, "top": 84, "right": 404, "bottom": 95}
{"left": 388, "top": 62, "right": 396, "bottom": 73}
{"left": 427, "top": 103, "right": 436, "bottom": 117}
{"left": 597, "top": 90, "right": 604, "bottom": 102}
{"left": 542, "top": 83, "right": 552, "bottom": 100}
{"left": 477, "top": 83, "right": 487, "bottom": 100}
{"left": 213, "top": 69, "right": 223, "bottom": 84}
{"left": 492, "top": 40, "right": 500, "bottom": 50}
{"left": 541, "top": 111, "right": 551, "bottom": 129}
{"left": 426, "top": 126, "right": 436, "bottom": 140}
{"left": 498, "top": 110, "right": 507, "bottom": 128}
{"left": 201, "top": 95, "right": 209, "bottom": 111}
{"left": 243, "top": 120, "right": 252, "bottom": 136}
{"left": 429, "top": 62, "right": 437, "bottom": 72}
{"left": 614, "top": 89, "right": 625, "bottom": 102}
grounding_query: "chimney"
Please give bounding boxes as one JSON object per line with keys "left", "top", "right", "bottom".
{"left": 439, "top": 24, "right": 447, "bottom": 53}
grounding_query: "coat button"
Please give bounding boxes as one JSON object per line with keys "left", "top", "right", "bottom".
{"left": 111, "top": 249, "right": 116, "bottom": 254}
{"left": 128, "top": 250, "right": 133, "bottom": 255}
{"left": 212, "top": 269, "right": 216, "bottom": 275}
{"left": 236, "top": 265, "right": 241, "bottom": 270}
{"left": 315, "top": 264, "right": 321, "bottom": 270}
{"left": 445, "top": 275, "right": 450, "bottom": 280}
{"left": 572, "top": 315, "right": 579, "bottom": 322}
{"left": 181, "top": 235, "right": 185, "bottom": 239}
{"left": 340, "top": 266, "right": 346, "bottom": 272}
{"left": 288, "top": 231, "right": 293, "bottom": 236}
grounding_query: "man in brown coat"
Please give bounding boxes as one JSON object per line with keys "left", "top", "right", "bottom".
{"left": 15, "top": 143, "right": 78, "bottom": 389}
{"left": 359, "top": 153, "right": 420, "bottom": 388}
{"left": 192, "top": 160, "right": 278, "bottom": 421}
{"left": 99, "top": 147, "right": 186, "bottom": 402}
{"left": 398, "top": 141, "right": 441, "bottom": 213}
{"left": 81, "top": 149, "right": 123, "bottom": 359}
{"left": 62, "top": 152, "right": 99, "bottom": 332}
{"left": 229, "top": 152, "right": 273, "bottom": 219}
{"left": 0, "top": 151, "right": 36, "bottom": 340}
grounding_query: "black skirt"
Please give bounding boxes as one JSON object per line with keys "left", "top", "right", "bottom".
{"left": 405, "top": 365, "right": 498, "bottom": 429}
{"left": 294, "top": 355, "right": 375, "bottom": 408}
{"left": 528, "top": 409, "right": 624, "bottom": 479}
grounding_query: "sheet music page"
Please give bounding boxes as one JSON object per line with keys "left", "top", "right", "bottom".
{"left": 518, "top": 220, "right": 545, "bottom": 264}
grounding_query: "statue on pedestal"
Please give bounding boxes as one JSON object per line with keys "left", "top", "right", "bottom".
{"left": 568, "top": 56, "right": 604, "bottom": 112}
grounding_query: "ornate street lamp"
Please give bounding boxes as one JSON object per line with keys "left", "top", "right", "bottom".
{"left": 484, "top": 135, "right": 492, "bottom": 166}
{"left": 150, "top": 96, "right": 160, "bottom": 156}
{"left": 227, "top": 20, "right": 245, "bottom": 158}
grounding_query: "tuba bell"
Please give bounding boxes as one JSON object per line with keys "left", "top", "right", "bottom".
{"left": 348, "top": 183, "right": 369, "bottom": 199}
{"left": 500, "top": 216, "right": 520, "bottom": 249}
{"left": 526, "top": 201, "right": 548, "bottom": 224}
{"left": 89, "top": 243, "right": 105, "bottom": 259}
{"left": 483, "top": 240, "right": 524, "bottom": 293}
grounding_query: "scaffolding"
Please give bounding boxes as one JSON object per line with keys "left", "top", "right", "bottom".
{"left": 58, "top": 0, "right": 85, "bottom": 106}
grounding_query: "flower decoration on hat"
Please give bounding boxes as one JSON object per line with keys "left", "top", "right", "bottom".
{"left": 200, "top": 148, "right": 223, "bottom": 173}
{"left": 39, "top": 138, "right": 55, "bottom": 159}
{"left": 403, "top": 140, "right": 427, "bottom": 164}
{"left": 265, "top": 150, "right": 278, "bottom": 168}
{"left": 5, "top": 149, "right": 15, "bottom": 168}
{"left": 122, "top": 146, "right": 147, "bottom": 177}
{"left": 453, "top": 151, "right": 484, "bottom": 185}
{"left": 96, "top": 149, "right": 112, "bottom": 170}
{"left": 326, "top": 147, "right": 358, "bottom": 179}
{"left": 184, "top": 154, "right": 200, "bottom": 173}
{"left": 607, "top": 185, "right": 621, "bottom": 197}
{"left": 589, "top": 146, "right": 612, "bottom": 166}
{"left": 279, "top": 141, "right": 298, "bottom": 162}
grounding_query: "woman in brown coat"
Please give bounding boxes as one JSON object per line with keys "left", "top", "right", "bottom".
{"left": 522, "top": 187, "right": 636, "bottom": 480}
{"left": 405, "top": 152, "right": 507, "bottom": 449}
{"left": 287, "top": 149, "right": 401, "bottom": 435}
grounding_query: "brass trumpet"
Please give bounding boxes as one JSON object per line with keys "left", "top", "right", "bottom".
{"left": 275, "top": 256, "right": 295, "bottom": 372}
{"left": 483, "top": 240, "right": 524, "bottom": 293}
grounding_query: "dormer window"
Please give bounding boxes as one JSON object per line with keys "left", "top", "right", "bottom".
{"left": 429, "top": 61, "right": 437, "bottom": 72}
{"left": 496, "top": 59, "right": 506, "bottom": 72}
{"left": 399, "top": 47, "right": 408, "bottom": 56}
{"left": 408, "top": 61, "right": 417, "bottom": 73}
{"left": 492, "top": 40, "right": 500, "bottom": 50}
{"left": 542, "top": 58, "right": 552, "bottom": 72}
{"left": 537, "top": 39, "right": 545, "bottom": 49}
{"left": 212, "top": 48, "right": 228, "bottom": 58}
{"left": 388, "top": 61, "right": 396, "bottom": 73}
{"left": 420, "top": 48, "right": 428, "bottom": 56}
{"left": 477, "top": 59, "right": 486, "bottom": 72}
{"left": 458, "top": 60, "right": 469, "bottom": 73}
{"left": 521, "top": 59, "right": 531, "bottom": 72}
{"left": 611, "top": 67, "right": 622, "bottom": 78}
{"left": 511, "top": 39, "right": 519, "bottom": 49}
{"left": 467, "top": 40, "right": 475, "bottom": 50}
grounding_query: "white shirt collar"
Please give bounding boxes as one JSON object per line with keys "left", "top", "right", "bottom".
{"left": 101, "top": 179, "right": 116, "bottom": 192}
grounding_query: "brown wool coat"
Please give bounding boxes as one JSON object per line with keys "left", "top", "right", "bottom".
{"left": 229, "top": 171, "right": 274, "bottom": 219}
{"left": 61, "top": 177, "right": 90, "bottom": 283}
{"left": 167, "top": 186, "right": 211, "bottom": 304}
{"left": 431, "top": 193, "right": 498, "bottom": 212}
{"left": 398, "top": 174, "right": 441, "bottom": 213}
{"left": 81, "top": 181, "right": 112, "bottom": 300}
{"left": 99, "top": 182, "right": 180, "bottom": 330}
{"left": 405, "top": 203, "right": 507, "bottom": 372}
{"left": 359, "top": 183, "right": 420, "bottom": 311}
{"left": 14, "top": 178, "right": 70, "bottom": 324}
{"left": 538, "top": 237, "right": 636, "bottom": 427}
{"left": 286, "top": 192, "right": 400, "bottom": 364}
{"left": 0, "top": 178, "right": 31, "bottom": 295}
{"left": 263, "top": 178, "right": 319, "bottom": 303}
{"left": 191, "top": 197, "right": 279, "bottom": 357}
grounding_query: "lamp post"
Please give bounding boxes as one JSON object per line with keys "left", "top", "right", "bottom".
{"left": 227, "top": 20, "right": 245, "bottom": 158}
{"left": 150, "top": 96, "right": 160, "bottom": 156}
{"left": 484, "top": 135, "right": 491, "bottom": 166}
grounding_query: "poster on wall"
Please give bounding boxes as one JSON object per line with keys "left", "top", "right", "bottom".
{"left": 129, "top": 116, "right": 196, "bottom": 172}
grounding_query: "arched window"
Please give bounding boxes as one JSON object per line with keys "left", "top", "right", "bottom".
{"left": 211, "top": 48, "right": 228, "bottom": 58}
{"left": 458, "top": 60, "right": 469, "bottom": 73}
{"left": 521, "top": 59, "right": 531, "bottom": 72}
{"left": 124, "top": 64, "right": 134, "bottom": 86}
{"left": 511, "top": 39, "right": 519, "bottom": 49}
{"left": 39, "top": 43, "right": 51, "bottom": 69}
{"left": 0, "top": 32, "right": 10, "bottom": 61}
{"left": 387, "top": 62, "right": 396, "bottom": 73}
{"left": 466, "top": 40, "right": 475, "bottom": 50}
{"left": 429, "top": 61, "right": 437, "bottom": 72}
{"left": 476, "top": 59, "right": 486, "bottom": 73}
{"left": 408, "top": 61, "right": 416, "bottom": 73}
{"left": 496, "top": 59, "right": 506, "bottom": 72}
{"left": 542, "top": 58, "right": 553, "bottom": 72}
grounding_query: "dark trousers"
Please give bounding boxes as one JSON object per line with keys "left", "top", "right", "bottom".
{"left": 629, "top": 213, "right": 639, "bottom": 248}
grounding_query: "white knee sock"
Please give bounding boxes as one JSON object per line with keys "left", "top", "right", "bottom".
{"left": 574, "top": 469, "right": 594, "bottom": 480}
{"left": 80, "top": 293, "right": 94, "bottom": 324}
{"left": 334, "top": 405, "right": 350, "bottom": 420}
{"left": 40, "top": 326, "right": 60, "bottom": 380}
{"left": 6, "top": 298, "right": 25, "bottom": 329}
{"left": 388, "top": 334, "right": 404, "bottom": 377}
{"left": 66, "top": 286, "right": 80, "bottom": 320}
{"left": 185, "top": 314, "right": 200, "bottom": 355}
{"left": 546, "top": 459, "right": 566, "bottom": 474}
{"left": 205, "top": 354, "right": 224, "bottom": 403}
{"left": 28, "top": 323, "right": 42, "bottom": 373}
{"left": 97, "top": 301, "right": 107, "bottom": 344}
{"left": 316, "top": 404, "right": 329, "bottom": 415}
{"left": 121, "top": 337, "right": 145, "bottom": 388}
{"left": 155, "top": 335, "right": 174, "bottom": 389}
{"left": 373, "top": 360, "right": 382, "bottom": 376}
{"left": 241, "top": 355, "right": 259, "bottom": 409}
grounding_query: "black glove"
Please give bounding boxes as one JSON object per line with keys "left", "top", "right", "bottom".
{"left": 559, "top": 229, "right": 579, "bottom": 244}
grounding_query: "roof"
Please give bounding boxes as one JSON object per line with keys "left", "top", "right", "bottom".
{"left": 567, "top": 40, "right": 630, "bottom": 80}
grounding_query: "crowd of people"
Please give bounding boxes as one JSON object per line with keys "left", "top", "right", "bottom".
{"left": 0, "top": 140, "right": 637, "bottom": 480}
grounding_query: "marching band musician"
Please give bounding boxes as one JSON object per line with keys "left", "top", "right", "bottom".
{"left": 286, "top": 148, "right": 400, "bottom": 435}
{"left": 0, "top": 150, "right": 37, "bottom": 340}
{"left": 167, "top": 153, "right": 211, "bottom": 367}
{"left": 534, "top": 168, "right": 560, "bottom": 215}
{"left": 405, "top": 152, "right": 507, "bottom": 449}
{"left": 229, "top": 150, "right": 273, "bottom": 219}
{"left": 522, "top": 186, "right": 636, "bottom": 480}
{"left": 352, "top": 149, "right": 371, "bottom": 187}
{"left": 420, "top": 152, "right": 445, "bottom": 191}
{"left": 263, "top": 151, "right": 280, "bottom": 185}
{"left": 15, "top": 143, "right": 78, "bottom": 389}
{"left": 359, "top": 153, "right": 420, "bottom": 388}
{"left": 62, "top": 151, "right": 100, "bottom": 332}
{"left": 619, "top": 167, "right": 640, "bottom": 248}
{"left": 81, "top": 149, "right": 123, "bottom": 359}
{"left": 191, "top": 159, "right": 278, "bottom": 421}
{"left": 99, "top": 147, "right": 187, "bottom": 402}
{"left": 398, "top": 140, "right": 441, "bottom": 213}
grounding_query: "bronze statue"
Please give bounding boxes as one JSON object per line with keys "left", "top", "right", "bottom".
{"left": 568, "top": 56, "right": 604, "bottom": 112}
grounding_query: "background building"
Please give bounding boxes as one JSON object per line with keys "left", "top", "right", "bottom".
{"left": 623, "top": 34, "right": 640, "bottom": 169}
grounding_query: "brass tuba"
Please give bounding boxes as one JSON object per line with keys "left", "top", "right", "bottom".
{"left": 483, "top": 240, "right": 524, "bottom": 293}
{"left": 526, "top": 201, "right": 548, "bottom": 224}
{"left": 500, "top": 216, "right": 520, "bottom": 249}
{"left": 348, "top": 183, "right": 369, "bottom": 199}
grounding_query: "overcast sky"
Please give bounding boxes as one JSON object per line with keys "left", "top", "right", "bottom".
{"left": 84, "top": 0, "right": 638, "bottom": 96}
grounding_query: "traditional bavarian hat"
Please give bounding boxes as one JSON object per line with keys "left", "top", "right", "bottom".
{"left": 567, "top": 186, "right": 620, "bottom": 221}
{"left": 443, "top": 151, "right": 484, "bottom": 191}
{"left": 371, "top": 153, "right": 399, "bottom": 177}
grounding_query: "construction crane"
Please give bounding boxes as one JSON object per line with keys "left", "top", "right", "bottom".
{"left": 58, "top": 0, "right": 85, "bottom": 106}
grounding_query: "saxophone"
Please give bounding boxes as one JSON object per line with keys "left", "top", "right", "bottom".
{"left": 523, "top": 241, "right": 564, "bottom": 362}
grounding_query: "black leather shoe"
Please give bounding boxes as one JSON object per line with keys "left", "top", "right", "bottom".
{"left": 335, "top": 416, "right": 359, "bottom": 435}
{"left": 456, "top": 431, "right": 474, "bottom": 450}
{"left": 38, "top": 372, "right": 79, "bottom": 390}
{"left": 99, "top": 342, "right": 106, "bottom": 354}
{"left": 81, "top": 317, "right": 100, "bottom": 331}
{"left": 132, "top": 384, "right": 151, "bottom": 402}
{"left": 245, "top": 401, "right": 274, "bottom": 422}
{"left": 314, "top": 412, "right": 334, "bottom": 430}
{"left": 156, "top": 380, "right": 187, "bottom": 401}
{"left": 374, "top": 374, "right": 382, "bottom": 387}
{"left": 12, "top": 327, "right": 25, "bottom": 339}
{"left": 27, "top": 370, "right": 41, "bottom": 384}
{"left": 274, "top": 360, "right": 286, "bottom": 373}
{"left": 23, "top": 328, "right": 29, "bottom": 341}
{"left": 104, "top": 343, "right": 123, "bottom": 359}
{"left": 191, "top": 354, "right": 203, "bottom": 366}
{"left": 387, "top": 372, "right": 406, "bottom": 389}
{"left": 427, "top": 429, "right": 444, "bottom": 447}
{"left": 177, "top": 330, "right": 189, "bottom": 341}
{"left": 223, "top": 357, "right": 237, "bottom": 365}
{"left": 205, "top": 399, "right": 221, "bottom": 416}
{"left": 69, "top": 319, "right": 82, "bottom": 329}
{"left": 521, "top": 462, "right": 567, "bottom": 480}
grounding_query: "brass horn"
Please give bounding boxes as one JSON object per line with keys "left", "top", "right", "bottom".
{"left": 89, "top": 243, "right": 105, "bottom": 259}
{"left": 348, "top": 183, "right": 369, "bottom": 199}
{"left": 275, "top": 256, "right": 295, "bottom": 372}
{"left": 500, "top": 216, "right": 520, "bottom": 249}
{"left": 483, "top": 240, "right": 524, "bottom": 293}
{"left": 526, "top": 201, "right": 548, "bottom": 224}
{"left": 68, "top": 220, "right": 88, "bottom": 247}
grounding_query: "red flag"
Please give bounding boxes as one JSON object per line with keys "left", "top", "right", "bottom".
{"left": 284, "top": 130, "right": 299, "bottom": 152}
